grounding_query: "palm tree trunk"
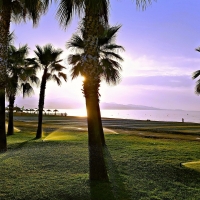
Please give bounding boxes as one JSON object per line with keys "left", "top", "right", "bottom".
{"left": 7, "top": 95, "right": 15, "bottom": 135}
{"left": 36, "top": 68, "right": 47, "bottom": 139}
{"left": 97, "top": 101, "right": 105, "bottom": 146}
{"left": 0, "top": 1, "right": 12, "bottom": 152}
{"left": 84, "top": 82, "right": 108, "bottom": 181}
{"left": 0, "top": 93, "right": 6, "bottom": 152}
{"left": 83, "top": 9, "right": 108, "bottom": 181}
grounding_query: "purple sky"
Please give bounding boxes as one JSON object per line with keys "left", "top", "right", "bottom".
{"left": 10, "top": 0, "right": 200, "bottom": 111}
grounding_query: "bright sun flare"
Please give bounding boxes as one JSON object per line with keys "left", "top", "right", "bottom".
{"left": 81, "top": 76, "right": 85, "bottom": 81}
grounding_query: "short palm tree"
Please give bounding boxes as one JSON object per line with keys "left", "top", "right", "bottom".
{"left": 56, "top": 0, "right": 153, "bottom": 181}
{"left": 67, "top": 24, "right": 124, "bottom": 145}
{"left": 6, "top": 44, "right": 39, "bottom": 135}
{"left": 29, "top": 44, "right": 67, "bottom": 139}
{"left": 0, "top": 0, "right": 51, "bottom": 152}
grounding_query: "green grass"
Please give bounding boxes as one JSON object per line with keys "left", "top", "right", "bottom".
{"left": 1, "top": 117, "right": 200, "bottom": 200}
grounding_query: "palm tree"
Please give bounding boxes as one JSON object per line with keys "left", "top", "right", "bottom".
{"left": 29, "top": 44, "right": 67, "bottom": 139}
{"left": 68, "top": 24, "right": 123, "bottom": 181}
{"left": 0, "top": 0, "right": 51, "bottom": 152}
{"left": 6, "top": 44, "right": 39, "bottom": 135}
{"left": 56, "top": 0, "right": 153, "bottom": 181}
{"left": 67, "top": 24, "right": 124, "bottom": 145}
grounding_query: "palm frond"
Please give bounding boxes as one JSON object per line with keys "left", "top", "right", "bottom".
{"left": 192, "top": 70, "right": 200, "bottom": 79}
{"left": 100, "top": 59, "right": 121, "bottom": 85}
{"left": 66, "top": 33, "right": 84, "bottom": 52}
{"left": 8, "top": 32, "right": 15, "bottom": 45}
{"left": 11, "top": 0, "right": 25, "bottom": 23}
{"left": 68, "top": 54, "right": 82, "bottom": 65}
{"left": 98, "top": 25, "right": 121, "bottom": 45}
{"left": 100, "top": 50, "right": 124, "bottom": 62}
{"left": 58, "top": 72, "right": 67, "bottom": 82}
{"left": 21, "top": 82, "right": 34, "bottom": 97}
{"left": 196, "top": 47, "right": 200, "bottom": 53}
{"left": 56, "top": 0, "right": 84, "bottom": 28}
{"left": 71, "top": 63, "right": 84, "bottom": 80}
{"left": 23, "top": 0, "right": 50, "bottom": 26}
{"left": 195, "top": 79, "right": 200, "bottom": 95}
{"left": 46, "top": 73, "right": 52, "bottom": 81}
{"left": 25, "top": 58, "right": 41, "bottom": 70}
{"left": 29, "top": 75, "right": 40, "bottom": 86}
{"left": 52, "top": 74, "right": 62, "bottom": 85}
{"left": 101, "top": 44, "right": 125, "bottom": 52}
{"left": 50, "top": 63, "right": 66, "bottom": 73}
{"left": 136, "top": 0, "right": 156, "bottom": 10}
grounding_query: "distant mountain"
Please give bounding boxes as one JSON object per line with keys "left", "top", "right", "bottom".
{"left": 100, "top": 102, "right": 161, "bottom": 110}
{"left": 12, "top": 97, "right": 162, "bottom": 110}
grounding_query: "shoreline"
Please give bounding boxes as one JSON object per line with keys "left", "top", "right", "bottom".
{"left": 9, "top": 109, "right": 200, "bottom": 124}
{"left": 10, "top": 114, "right": 200, "bottom": 141}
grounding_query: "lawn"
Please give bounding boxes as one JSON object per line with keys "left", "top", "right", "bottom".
{"left": 1, "top": 116, "right": 200, "bottom": 200}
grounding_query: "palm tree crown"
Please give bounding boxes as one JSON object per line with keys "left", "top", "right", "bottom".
{"left": 30, "top": 44, "right": 67, "bottom": 85}
{"left": 6, "top": 44, "right": 39, "bottom": 97}
{"left": 67, "top": 24, "right": 124, "bottom": 88}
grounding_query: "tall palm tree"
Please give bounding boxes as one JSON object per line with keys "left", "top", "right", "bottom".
{"left": 0, "top": 0, "right": 51, "bottom": 152}
{"left": 29, "top": 44, "right": 67, "bottom": 139}
{"left": 6, "top": 44, "right": 39, "bottom": 135}
{"left": 67, "top": 24, "right": 124, "bottom": 146}
{"left": 56, "top": 0, "right": 153, "bottom": 181}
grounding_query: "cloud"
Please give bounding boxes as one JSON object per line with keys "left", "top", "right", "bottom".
{"left": 121, "top": 75, "right": 195, "bottom": 88}
{"left": 121, "top": 54, "right": 200, "bottom": 78}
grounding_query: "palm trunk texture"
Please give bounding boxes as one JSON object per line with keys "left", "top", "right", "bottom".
{"left": 83, "top": 8, "right": 108, "bottom": 181}
{"left": 0, "top": 1, "right": 12, "bottom": 152}
{"left": 36, "top": 68, "right": 47, "bottom": 139}
{"left": 7, "top": 95, "right": 15, "bottom": 135}
{"left": 0, "top": 93, "right": 6, "bottom": 152}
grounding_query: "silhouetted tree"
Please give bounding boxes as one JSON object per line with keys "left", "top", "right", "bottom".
{"left": 6, "top": 44, "right": 39, "bottom": 135}
{"left": 67, "top": 24, "right": 124, "bottom": 146}
{"left": 29, "top": 44, "right": 67, "bottom": 139}
{"left": 56, "top": 0, "right": 153, "bottom": 181}
{"left": 0, "top": 0, "right": 51, "bottom": 152}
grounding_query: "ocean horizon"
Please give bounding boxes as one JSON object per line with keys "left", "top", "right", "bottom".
{"left": 43, "top": 109, "right": 200, "bottom": 124}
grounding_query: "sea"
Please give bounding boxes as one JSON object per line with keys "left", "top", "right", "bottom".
{"left": 45, "top": 109, "right": 200, "bottom": 124}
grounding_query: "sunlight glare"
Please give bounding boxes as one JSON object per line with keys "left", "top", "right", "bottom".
{"left": 81, "top": 76, "right": 85, "bottom": 82}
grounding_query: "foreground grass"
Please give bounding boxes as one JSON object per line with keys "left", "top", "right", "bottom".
{"left": 1, "top": 117, "right": 200, "bottom": 200}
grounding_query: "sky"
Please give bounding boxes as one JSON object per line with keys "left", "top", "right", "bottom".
{"left": 9, "top": 0, "right": 200, "bottom": 111}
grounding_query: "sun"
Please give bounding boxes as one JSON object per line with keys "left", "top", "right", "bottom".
{"left": 81, "top": 76, "right": 85, "bottom": 81}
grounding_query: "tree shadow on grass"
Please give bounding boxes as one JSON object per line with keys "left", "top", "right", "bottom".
{"left": 90, "top": 180, "right": 116, "bottom": 200}
{"left": 103, "top": 146, "right": 132, "bottom": 200}
{"left": 8, "top": 138, "right": 36, "bottom": 150}
{"left": 89, "top": 146, "right": 131, "bottom": 200}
